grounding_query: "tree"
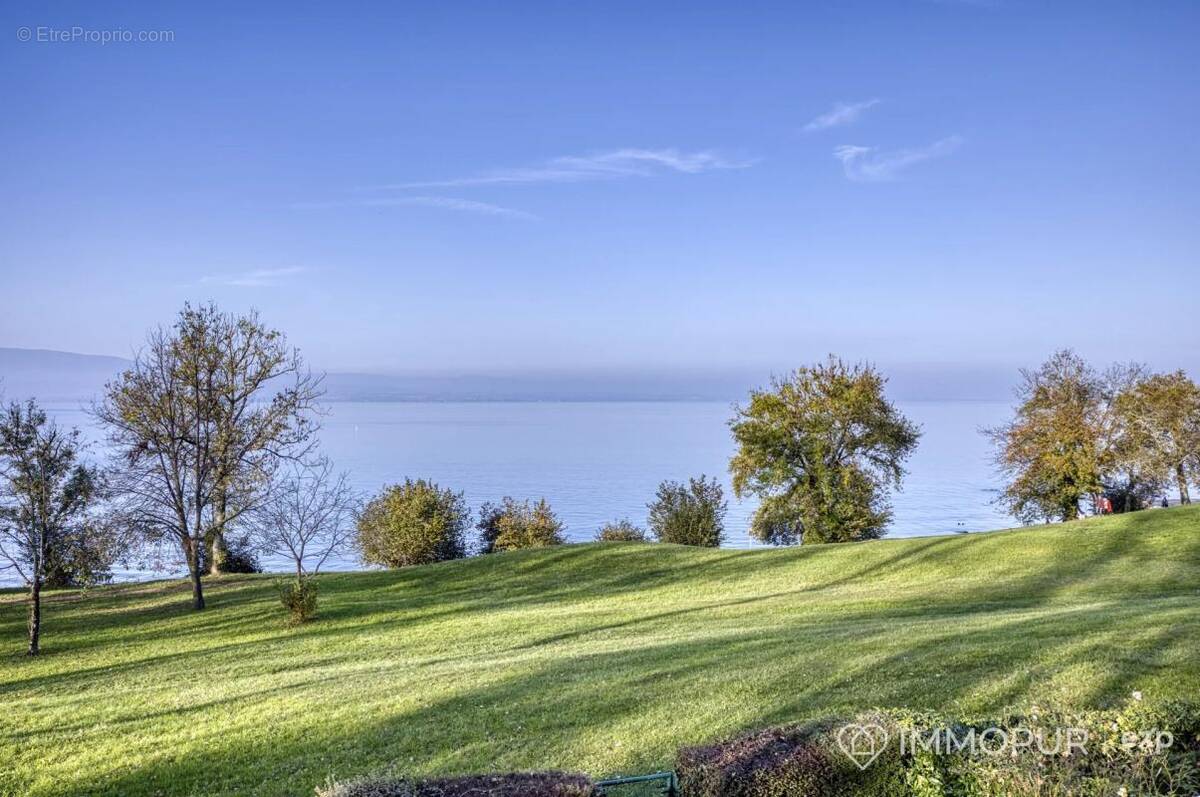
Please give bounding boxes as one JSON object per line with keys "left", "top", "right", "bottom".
{"left": 729, "top": 358, "right": 919, "bottom": 545}
{"left": 205, "top": 306, "right": 322, "bottom": 575}
{"left": 0, "top": 400, "right": 101, "bottom": 655}
{"left": 356, "top": 479, "right": 469, "bottom": 567}
{"left": 1114, "top": 371, "right": 1200, "bottom": 505}
{"left": 252, "top": 457, "right": 357, "bottom": 581}
{"left": 252, "top": 457, "right": 357, "bottom": 622}
{"left": 97, "top": 313, "right": 222, "bottom": 609}
{"left": 478, "top": 497, "right": 566, "bottom": 552}
{"left": 96, "top": 304, "right": 320, "bottom": 609}
{"left": 987, "top": 350, "right": 1110, "bottom": 523}
{"left": 647, "top": 476, "right": 726, "bottom": 547}
{"left": 1097, "top": 363, "right": 1161, "bottom": 513}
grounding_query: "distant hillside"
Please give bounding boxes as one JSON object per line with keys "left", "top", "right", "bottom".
{"left": 1, "top": 347, "right": 1016, "bottom": 403}
{"left": 0, "top": 348, "right": 130, "bottom": 404}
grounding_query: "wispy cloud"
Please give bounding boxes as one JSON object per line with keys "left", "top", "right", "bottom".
{"left": 833, "top": 136, "right": 963, "bottom": 181}
{"left": 294, "top": 196, "right": 538, "bottom": 220}
{"left": 200, "top": 267, "right": 309, "bottom": 288}
{"left": 380, "top": 148, "right": 755, "bottom": 189}
{"left": 804, "top": 99, "right": 881, "bottom": 132}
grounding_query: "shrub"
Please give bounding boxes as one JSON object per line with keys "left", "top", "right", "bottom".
{"left": 477, "top": 497, "right": 565, "bottom": 552}
{"left": 677, "top": 716, "right": 902, "bottom": 797}
{"left": 677, "top": 698, "right": 1200, "bottom": 797}
{"left": 316, "top": 773, "right": 595, "bottom": 797}
{"left": 221, "top": 532, "right": 263, "bottom": 573}
{"left": 594, "top": 519, "right": 648, "bottom": 542}
{"left": 647, "top": 475, "right": 727, "bottom": 547}
{"left": 357, "top": 479, "right": 470, "bottom": 568}
{"left": 277, "top": 577, "right": 318, "bottom": 623}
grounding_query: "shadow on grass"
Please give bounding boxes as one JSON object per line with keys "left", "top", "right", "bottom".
{"left": 5, "top": 507, "right": 1199, "bottom": 796}
{"left": 70, "top": 593, "right": 1199, "bottom": 797}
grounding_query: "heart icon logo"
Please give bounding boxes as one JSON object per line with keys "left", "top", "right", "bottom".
{"left": 836, "top": 723, "right": 890, "bottom": 770}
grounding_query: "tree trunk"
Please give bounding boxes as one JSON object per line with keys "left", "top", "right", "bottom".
{"left": 1178, "top": 465, "right": 1192, "bottom": 505}
{"left": 188, "top": 538, "right": 206, "bottom": 610}
{"left": 27, "top": 577, "right": 41, "bottom": 656}
{"left": 208, "top": 488, "right": 229, "bottom": 575}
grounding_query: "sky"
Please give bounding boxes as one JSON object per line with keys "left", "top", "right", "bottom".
{"left": 1, "top": 1, "right": 1198, "bottom": 384}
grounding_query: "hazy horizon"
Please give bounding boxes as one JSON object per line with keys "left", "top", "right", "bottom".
{"left": 0, "top": 345, "right": 1040, "bottom": 403}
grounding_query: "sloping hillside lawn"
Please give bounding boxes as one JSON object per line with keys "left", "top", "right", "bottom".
{"left": 2, "top": 507, "right": 1198, "bottom": 797}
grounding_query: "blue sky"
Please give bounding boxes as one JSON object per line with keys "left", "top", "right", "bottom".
{"left": 2, "top": 1, "right": 1197, "bottom": 380}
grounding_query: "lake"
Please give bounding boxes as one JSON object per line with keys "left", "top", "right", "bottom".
{"left": 7, "top": 400, "right": 1018, "bottom": 584}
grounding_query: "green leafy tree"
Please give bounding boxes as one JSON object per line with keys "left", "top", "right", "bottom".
{"left": 988, "top": 350, "right": 1109, "bottom": 523}
{"left": 0, "top": 400, "right": 103, "bottom": 655}
{"left": 357, "top": 479, "right": 469, "bottom": 567}
{"left": 478, "top": 497, "right": 566, "bottom": 552}
{"left": 647, "top": 476, "right": 726, "bottom": 547}
{"left": 729, "top": 358, "right": 919, "bottom": 544}
{"left": 1114, "top": 370, "right": 1200, "bottom": 505}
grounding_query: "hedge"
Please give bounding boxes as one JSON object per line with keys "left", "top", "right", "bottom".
{"left": 316, "top": 772, "right": 595, "bottom": 797}
{"left": 676, "top": 698, "right": 1200, "bottom": 796}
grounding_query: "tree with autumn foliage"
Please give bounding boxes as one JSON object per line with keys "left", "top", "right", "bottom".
{"left": 1114, "top": 371, "right": 1200, "bottom": 505}
{"left": 987, "top": 350, "right": 1127, "bottom": 523}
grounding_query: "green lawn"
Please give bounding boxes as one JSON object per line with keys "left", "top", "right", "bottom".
{"left": 2, "top": 507, "right": 1198, "bottom": 797}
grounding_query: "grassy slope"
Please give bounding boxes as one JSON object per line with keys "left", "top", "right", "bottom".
{"left": 2, "top": 507, "right": 1199, "bottom": 797}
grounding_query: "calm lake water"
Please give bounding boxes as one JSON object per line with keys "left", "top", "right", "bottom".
{"left": 7, "top": 400, "right": 1017, "bottom": 584}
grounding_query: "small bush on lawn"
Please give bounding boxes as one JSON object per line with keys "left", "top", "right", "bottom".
{"left": 316, "top": 773, "right": 595, "bottom": 797}
{"left": 357, "top": 479, "right": 470, "bottom": 567}
{"left": 647, "top": 475, "right": 727, "bottom": 547}
{"left": 477, "top": 497, "right": 565, "bottom": 552}
{"left": 222, "top": 532, "right": 263, "bottom": 573}
{"left": 595, "top": 519, "right": 648, "bottom": 542}
{"left": 678, "top": 697, "right": 1200, "bottom": 797}
{"left": 277, "top": 577, "right": 318, "bottom": 623}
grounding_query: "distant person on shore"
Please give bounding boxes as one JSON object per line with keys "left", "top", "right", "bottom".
{"left": 1162, "top": 496, "right": 1170, "bottom": 509}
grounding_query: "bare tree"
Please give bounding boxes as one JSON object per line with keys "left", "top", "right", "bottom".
{"left": 95, "top": 304, "right": 323, "bottom": 609}
{"left": 0, "top": 400, "right": 100, "bottom": 655}
{"left": 252, "top": 457, "right": 357, "bottom": 580}
{"left": 96, "top": 320, "right": 221, "bottom": 609}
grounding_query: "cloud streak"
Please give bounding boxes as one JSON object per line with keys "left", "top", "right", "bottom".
{"left": 200, "top": 267, "right": 308, "bottom": 288}
{"left": 833, "top": 136, "right": 963, "bottom": 181}
{"left": 294, "top": 196, "right": 538, "bottom": 220}
{"left": 804, "top": 99, "right": 880, "bottom": 132}
{"left": 381, "top": 148, "right": 754, "bottom": 189}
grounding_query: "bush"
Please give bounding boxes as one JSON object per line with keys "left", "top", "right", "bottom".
{"left": 316, "top": 773, "right": 595, "bottom": 797}
{"left": 357, "top": 479, "right": 470, "bottom": 568}
{"left": 594, "top": 519, "right": 648, "bottom": 542}
{"left": 647, "top": 475, "right": 727, "bottom": 547}
{"left": 477, "top": 497, "right": 565, "bottom": 552}
{"left": 223, "top": 532, "right": 263, "bottom": 573}
{"left": 677, "top": 717, "right": 902, "bottom": 797}
{"left": 277, "top": 577, "right": 318, "bottom": 623}
{"left": 677, "top": 698, "right": 1200, "bottom": 797}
